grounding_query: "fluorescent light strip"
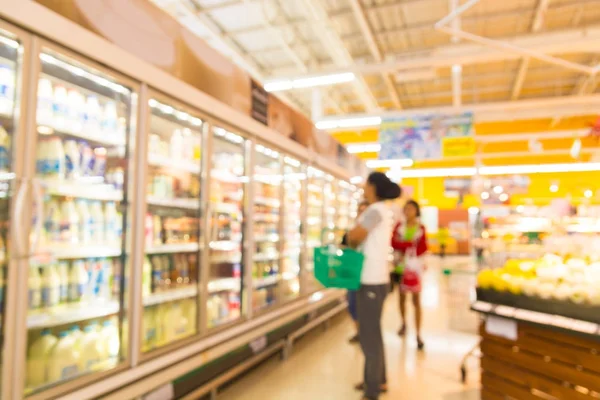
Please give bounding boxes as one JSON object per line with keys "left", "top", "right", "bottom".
{"left": 347, "top": 143, "right": 381, "bottom": 154}
{"left": 316, "top": 117, "right": 382, "bottom": 130}
{"left": 391, "top": 162, "right": 600, "bottom": 178}
{"left": 265, "top": 73, "right": 355, "bottom": 92}
{"left": 366, "top": 159, "right": 414, "bottom": 168}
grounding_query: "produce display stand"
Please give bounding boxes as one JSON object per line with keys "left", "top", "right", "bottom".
{"left": 472, "top": 301, "right": 600, "bottom": 400}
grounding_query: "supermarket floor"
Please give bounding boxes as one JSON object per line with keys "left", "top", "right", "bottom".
{"left": 219, "top": 256, "right": 482, "bottom": 400}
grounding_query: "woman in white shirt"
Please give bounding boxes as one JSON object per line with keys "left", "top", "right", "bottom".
{"left": 348, "top": 172, "right": 401, "bottom": 400}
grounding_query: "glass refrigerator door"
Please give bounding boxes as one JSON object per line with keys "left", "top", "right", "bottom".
{"left": 322, "top": 176, "right": 336, "bottom": 246}
{"left": 207, "top": 128, "right": 245, "bottom": 328}
{"left": 0, "top": 29, "right": 24, "bottom": 392}
{"left": 281, "top": 157, "right": 302, "bottom": 302}
{"left": 252, "top": 144, "right": 282, "bottom": 313}
{"left": 305, "top": 167, "right": 324, "bottom": 293}
{"left": 335, "top": 180, "right": 354, "bottom": 243}
{"left": 26, "top": 48, "right": 135, "bottom": 393}
{"left": 141, "top": 98, "right": 203, "bottom": 353}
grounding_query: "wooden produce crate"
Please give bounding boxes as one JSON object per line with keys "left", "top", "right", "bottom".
{"left": 480, "top": 322, "right": 600, "bottom": 399}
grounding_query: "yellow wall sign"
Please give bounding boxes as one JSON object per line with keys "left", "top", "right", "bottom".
{"left": 443, "top": 136, "right": 476, "bottom": 157}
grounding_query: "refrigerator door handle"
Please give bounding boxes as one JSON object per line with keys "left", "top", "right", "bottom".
{"left": 13, "top": 179, "right": 29, "bottom": 258}
{"left": 30, "top": 178, "right": 44, "bottom": 255}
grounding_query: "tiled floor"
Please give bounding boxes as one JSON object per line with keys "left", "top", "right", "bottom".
{"left": 220, "top": 256, "right": 482, "bottom": 400}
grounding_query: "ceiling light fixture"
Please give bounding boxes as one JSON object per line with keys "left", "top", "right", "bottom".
{"left": 369, "top": 162, "right": 600, "bottom": 178}
{"left": 265, "top": 72, "right": 355, "bottom": 92}
{"left": 316, "top": 116, "right": 382, "bottom": 130}
{"left": 366, "top": 159, "right": 414, "bottom": 169}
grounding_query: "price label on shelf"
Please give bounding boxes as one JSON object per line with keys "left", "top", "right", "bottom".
{"left": 486, "top": 316, "right": 518, "bottom": 341}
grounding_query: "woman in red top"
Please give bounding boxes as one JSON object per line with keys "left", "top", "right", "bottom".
{"left": 391, "top": 200, "right": 428, "bottom": 350}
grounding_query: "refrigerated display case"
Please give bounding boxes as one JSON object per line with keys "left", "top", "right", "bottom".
{"left": 25, "top": 44, "right": 137, "bottom": 394}
{"left": 0, "top": 26, "right": 25, "bottom": 397}
{"left": 251, "top": 144, "right": 282, "bottom": 313}
{"left": 322, "top": 175, "right": 336, "bottom": 247}
{"left": 0, "top": 6, "right": 363, "bottom": 398}
{"left": 281, "top": 157, "right": 303, "bottom": 302}
{"left": 334, "top": 180, "right": 355, "bottom": 243}
{"left": 207, "top": 127, "right": 245, "bottom": 328}
{"left": 305, "top": 167, "right": 325, "bottom": 293}
{"left": 141, "top": 97, "right": 203, "bottom": 353}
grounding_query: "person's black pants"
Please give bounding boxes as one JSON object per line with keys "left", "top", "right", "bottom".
{"left": 357, "top": 284, "right": 388, "bottom": 399}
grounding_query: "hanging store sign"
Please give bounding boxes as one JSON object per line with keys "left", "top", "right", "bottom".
{"left": 378, "top": 112, "right": 475, "bottom": 160}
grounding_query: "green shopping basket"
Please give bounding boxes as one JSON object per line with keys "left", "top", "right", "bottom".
{"left": 314, "top": 246, "right": 364, "bottom": 290}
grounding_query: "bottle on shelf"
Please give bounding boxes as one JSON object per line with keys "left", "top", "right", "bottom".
{"left": 66, "top": 88, "right": 84, "bottom": 133}
{"left": 89, "top": 201, "right": 105, "bottom": 244}
{"left": 60, "top": 200, "right": 80, "bottom": 244}
{"left": 52, "top": 84, "right": 68, "bottom": 130}
{"left": 37, "top": 78, "right": 54, "bottom": 126}
{"left": 28, "top": 265, "right": 42, "bottom": 310}
{"left": 69, "top": 260, "right": 88, "bottom": 303}
{"left": 100, "top": 319, "right": 120, "bottom": 361}
{"left": 41, "top": 264, "right": 61, "bottom": 309}
{"left": 79, "top": 324, "right": 105, "bottom": 371}
{"left": 84, "top": 95, "right": 102, "bottom": 135}
{"left": 26, "top": 329, "right": 58, "bottom": 388}
{"left": 47, "top": 330, "right": 80, "bottom": 382}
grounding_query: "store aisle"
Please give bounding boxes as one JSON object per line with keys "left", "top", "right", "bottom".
{"left": 219, "top": 256, "right": 482, "bottom": 400}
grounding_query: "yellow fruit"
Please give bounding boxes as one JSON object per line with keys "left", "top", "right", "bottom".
{"left": 491, "top": 272, "right": 509, "bottom": 292}
{"left": 477, "top": 269, "right": 494, "bottom": 289}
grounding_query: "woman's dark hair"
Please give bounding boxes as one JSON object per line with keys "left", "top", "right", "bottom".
{"left": 404, "top": 199, "right": 421, "bottom": 217}
{"left": 367, "top": 172, "right": 402, "bottom": 200}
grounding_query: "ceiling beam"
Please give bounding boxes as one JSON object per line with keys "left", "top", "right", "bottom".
{"left": 511, "top": 0, "right": 550, "bottom": 100}
{"left": 316, "top": 94, "right": 600, "bottom": 125}
{"left": 347, "top": 0, "right": 402, "bottom": 109}
{"left": 265, "top": 26, "right": 600, "bottom": 79}
{"left": 298, "top": 0, "right": 379, "bottom": 112}
{"left": 572, "top": 56, "right": 600, "bottom": 95}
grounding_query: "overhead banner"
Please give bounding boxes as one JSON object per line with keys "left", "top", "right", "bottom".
{"left": 378, "top": 112, "right": 475, "bottom": 160}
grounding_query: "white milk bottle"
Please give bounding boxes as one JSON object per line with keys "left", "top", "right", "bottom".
{"left": 104, "top": 202, "right": 118, "bottom": 245}
{"left": 79, "top": 324, "right": 105, "bottom": 371}
{"left": 92, "top": 147, "right": 107, "bottom": 178}
{"left": 98, "top": 259, "right": 112, "bottom": 301}
{"left": 26, "top": 329, "right": 58, "bottom": 388}
{"left": 37, "top": 78, "right": 54, "bottom": 126}
{"left": 79, "top": 141, "right": 93, "bottom": 177}
{"left": 0, "top": 125, "right": 11, "bottom": 172}
{"left": 60, "top": 200, "right": 79, "bottom": 244}
{"left": 52, "top": 85, "right": 68, "bottom": 130}
{"left": 89, "top": 201, "right": 105, "bottom": 244}
{"left": 182, "top": 128, "right": 194, "bottom": 162}
{"left": 84, "top": 95, "right": 101, "bottom": 135}
{"left": 57, "top": 261, "right": 69, "bottom": 304}
{"left": 46, "top": 137, "right": 65, "bottom": 180}
{"left": 28, "top": 265, "right": 42, "bottom": 310}
{"left": 76, "top": 200, "right": 92, "bottom": 244}
{"left": 63, "top": 139, "right": 81, "bottom": 180}
{"left": 41, "top": 264, "right": 61, "bottom": 308}
{"left": 43, "top": 199, "right": 61, "bottom": 245}
{"left": 68, "top": 260, "right": 88, "bottom": 303}
{"left": 99, "top": 319, "right": 120, "bottom": 361}
{"left": 47, "top": 330, "right": 80, "bottom": 382}
{"left": 170, "top": 129, "right": 183, "bottom": 159}
{"left": 66, "top": 88, "right": 83, "bottom": 133}
{"left": 102, "top": 101, "right": 118, "bottom": 138}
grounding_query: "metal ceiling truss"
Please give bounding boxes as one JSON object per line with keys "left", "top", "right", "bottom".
{"left": 435, "top": 0, "right": 600, "bottom": 76}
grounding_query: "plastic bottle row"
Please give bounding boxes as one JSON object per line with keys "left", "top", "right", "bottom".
{"left": 147, "top": 172, "right": 200, "bottom": 200}
{"left": 142, "top": 254, "right": 197, "bottom": 296}
{"left": 144, "top": 214, "right": 199, "bottom": 247}
{"left": 29, "top": 259, "right": 120, "bottom": 310}
{"left": 148, "top": 130, "right": 201, "bottom": 164}
{"left": 142, "top": 299, "right": 196, "bottom": 352}
{"left": 36, "top": 136, "right": 124, "bottom": 187}
{"left": 207, "top": 292, "right": 241, "bottom": 327}
{"left": 26, "top": 319, "right": 120, "bottom": 389}
{"left": 37, "top": 77, "right": 124, "bottom": 140}
{"left": 43, "top": 199, "right": 122, "bottom": 247}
